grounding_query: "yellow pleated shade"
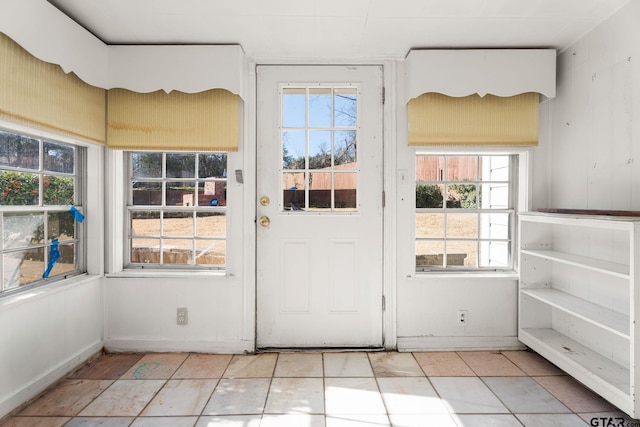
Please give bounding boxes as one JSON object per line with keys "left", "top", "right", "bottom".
{"left": 107, "top": 88, "right": 240, "bottom": 151}
{"left": 0, "top": 33, "right": 106, "bottom": 144}
{"left": 408, "top": 92, "right": 539, "bottom": 146}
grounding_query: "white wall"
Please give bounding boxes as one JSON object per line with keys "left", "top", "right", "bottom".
{"left": 548, "top": 0, "right": 640, "bottom": 210}
{"left": 0, "top": 277, "right": 103, "bottom": 419}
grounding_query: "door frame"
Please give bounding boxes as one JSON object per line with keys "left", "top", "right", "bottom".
{"left": 243, "top": 61, "right": 398, "bottom": 350}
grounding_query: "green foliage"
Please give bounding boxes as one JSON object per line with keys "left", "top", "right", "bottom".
{"left": 448, "top": 182, "right": 480, "bottom": 208}
{"left": 416, "top": 184, "right": 443, "bottom": 208}
{"left": 0, "top": 171, "right": 74, "bottom": 206}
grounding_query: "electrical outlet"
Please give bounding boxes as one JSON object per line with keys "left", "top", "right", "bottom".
{"left": 457, "top": 310, "right": 468, "bottom": 327}
{"left": 177, "top": 307, "right": 188, "bottom": 325}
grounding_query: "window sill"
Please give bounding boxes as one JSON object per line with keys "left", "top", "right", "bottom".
{"left": 409, "top": 271, "right": 519, "bottom": 280}
{"left": 106, "top": 269, "right": 229, "bottom": 279}
{"left": 0, "top": 273, "right": 101, "bottom": 309}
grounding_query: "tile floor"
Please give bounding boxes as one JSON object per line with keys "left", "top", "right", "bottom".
{"left": 1, "top": 350, "right": 637, "bottom": 426}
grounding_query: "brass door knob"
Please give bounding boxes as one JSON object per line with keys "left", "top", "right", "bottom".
{"left": 260, "top": 196, "right": 270, "bottom": 206}
{"left": 259, "top": 216, "right": 270, "bottom": 227}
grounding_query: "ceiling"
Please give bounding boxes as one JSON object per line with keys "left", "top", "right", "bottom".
{"left": 47, "top": 0, "right": 631, "bottom": 60}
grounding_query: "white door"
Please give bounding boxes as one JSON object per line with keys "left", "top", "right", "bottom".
{"left": 256, "top": 65, "right": 384, "bottom": 348}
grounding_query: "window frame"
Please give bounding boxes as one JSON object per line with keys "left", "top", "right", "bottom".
{"left": 414, "top": 151, "right": 520, "bottom": 273}
{"left": 124, "top": 151, "right": 228, "bottom": 270}
{"left": 0, "top": 127, "right": 86, "bottom": 296}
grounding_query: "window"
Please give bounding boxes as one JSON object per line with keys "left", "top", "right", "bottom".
{"left": 127, "top": 152, "right": 227, "bottom": 268}
{"left": 281, "top": 86, "right": 358, "bottom": 212}
{"left": 415, "top": 154, "right": 516, "bottom": 271}
{"left": 0, "top": 129, "right": 84, "bottom": 293}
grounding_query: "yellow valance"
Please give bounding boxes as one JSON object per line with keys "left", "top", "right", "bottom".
{"left": 0, "top": 32, "right": 106, "bottom": 144}
{"left": 408, "top": 92, "right": 539, "bottom": 147}
{"left": 107, "top": 88, "right": 240, "bottom": 151}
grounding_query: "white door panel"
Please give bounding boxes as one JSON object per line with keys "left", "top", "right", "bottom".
{"left": 256, "top": 65, "right": 383, "bottom": 347}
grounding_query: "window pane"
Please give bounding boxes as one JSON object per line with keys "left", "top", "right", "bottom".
{"left": 446, "top": 156, "right": 477, "bottom": 181}
{"left": 166, "top": 153, "right": 195, "bottom": 178}
{"left": 334, "top": 88, "right": 357, "bottom": 127}
{"left": 195, "top": 239, "right": 225, "bottom": 265}
{"left": 309, "top": 88, "right": 332, "bottom": 128}
{"left": 334, "top": 172, "right": 356, "bottom": 210}
{"left": 0, "top": 130, "right": 39, "bottom": 170}
{"left": 416, "top": 213, "right": 443, "bottom": 239}
{"left": 484, "top": 183, "right": 508, "bottom": 209}
{"left": 0, "top": 172, "right": 39, "bottom": 206}
{"left": 447, "top": 240, "right": 476, "bottom": 267}
{"left": 446, "top": 213, "right": 477, "bottom": 238}
{"left": 132, "top": 182, "right": 162, "bottom": 206}
{"left": 3, "top": 247, "right": 44, "bottom": 289}
{"left": 163, "top": 211, "right": 194, "bottom": 237}
{"left": 166, "top": 181, "right": 195, "bottom": 207}
{"left": 334, "top": 131, "right": 357, "bottom": 166}
{"left": 199, "top": 181, "right": 226, "bottom": 206}
{"left": 480, "top": 241, "right": 509, "bottom": 267}
{"left": 282, "top": 88, "right": 306, "bottom": 128}
{"left": 43, "top": 175, "right": 74, "bottom": 205}
{"left": 480, "top": 213, "right": 510, "bottom": 240}
{"left": 446, "top": 183, "right": 478, "bottom": 209}
{"left": 484, "top": 156, "right": 510, "bottom": 181}
{"left": 44, "top": 141, "right": 74, "bottom": 174}
{"left": 132, "top": 152, "right": 162, "bottom": 178}
{"left": 50, "top": 242, "right": 75, "bottom": 277}
{"left": 3, "top": 213, "right": 44, "bottom": 249}
{"left": 416, "top": 156, "right": 444, "bottom": 182}
{"left": 131, "top": 211, "right": 160, "bottom": 236}
{"left": 416, "top": 184, "right": 443, "bottom": 208}
{"left": 162, "top": 239, "right": 193, "bottom": 264}
{"left": 199, "top": 154, "right": 227, "bottom": 179}
{"left": 283, "top": 172, "right": 305, "bottom": 211}
{"left": 131, "top": 238, "right": 159, "bottom": 263}
{"left": 416, "top": 241, "right": 444, "bottom": 267}
{"left": 309, "top": 172, "right": 331, "bottom": 210}
{"left": 48, "top": 211, "right": 75, "bottom": 242}
{"left": 309, "top": 131, "right": 332, "bottom": 169}
{"left": 196, "top": 212, "right": 226, "bottom": 238}
{"left": 283, "top": 130, "right": 306, "bottom": 170}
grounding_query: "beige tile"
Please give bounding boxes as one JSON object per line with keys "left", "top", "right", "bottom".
{"left": 64, "top": 418, "right": 135, "bottom": 426}
{"left": 172, "top": 354, "right": 232, "bottom": 379}
{"left": 378, "top": 377, "right": 448, "bottom": 414}
{"left": 202, "top": 378, "right": 271, "bottom": 415}
{"left": 275, "top": 353, "right": 323, "bottom": 377}
{"left": 19, "top": 379, "right": 113, "bottom": 416}
{"left": 325, "top": 414, "right": 391, "bottom": 426}
{"left": 131, "top": 417, "right": 198, "bottom": 427}
{"left": 195, "top": 415, "right": 262, "bottom": 426}
{"left": 0, "top": 417, "right": 70, "bottom": 427}
{"left": 534, "top": 376, "right": 617, "bottom": 413}
{"left": 324, "top": 352, "right": 374, "bottom": 377}
{"left": 502, "top": 351, "right": 564, "bottom": 376}
{"left": 223, "top": 353, "right": 277, "bottom": 378}
{"left": 325, "top": 378, "right": 386, "bottom": 415}
{"left": 261, "top": 414, "right": 325, "bottom": 427}
{"left": 457, "top": 351, "right": 525, "bottom": 376}
{"left": 368, "top": 352, "right": 424, "bottom": 377}
{"left": 121, "top": 353, "right": 188, "bottom": 380}
{"left": 389, "top": 414, "right": 458, "bottom": 427}
{"left": 70, "top": 353, "right": 144, "bottom": 380}
{"left": 140, "top": 379, "right": 218, "bottom": 416}
{"left": 265, "top": 377, "right": 325, "bottom": 414}
{"left": 413, "top": 352, "right": 475, "bottom": 377}
{"left": 78, "top": 379, "right": 165, "bottom": 416}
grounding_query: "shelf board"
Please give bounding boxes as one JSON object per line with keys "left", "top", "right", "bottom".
{"left": 520, "top": 328, "right": 630, "bottom": 397}
{"left": 520, "top": 249, "right": 630, "bottom": 279}
{"left": 521, "top": 288, "right": 629, "bottom": 338}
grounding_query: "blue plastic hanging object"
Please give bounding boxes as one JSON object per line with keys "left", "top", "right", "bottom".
{"left": 69, "top": 206, "right": 85, "bottom": 223}
{"left": 43, "top": 238, "right": 60, "bottom": 279}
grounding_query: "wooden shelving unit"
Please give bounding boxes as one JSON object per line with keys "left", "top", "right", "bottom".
{"left": 518, "top": 212, "right": 640, "bottom": 417}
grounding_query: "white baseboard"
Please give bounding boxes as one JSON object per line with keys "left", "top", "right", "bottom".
{"left": 0, "top": 340, "right": 103, "bottom": 420}
{"left": 104, "top": 339, "right": 255, "bottom": 354}
{"left": 397, "top": 336, "right": 525, "bottom": 352}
